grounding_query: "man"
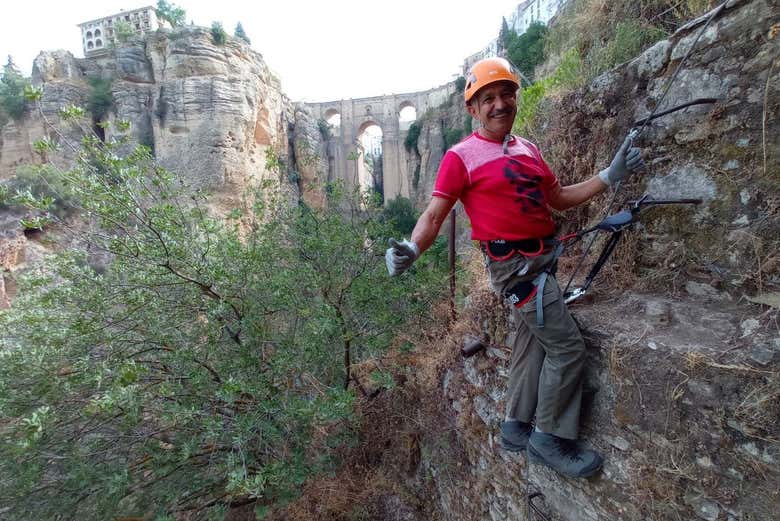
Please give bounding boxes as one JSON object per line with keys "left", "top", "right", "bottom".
{"left": 385, "top": 57, "right": 645, "bottom": 478}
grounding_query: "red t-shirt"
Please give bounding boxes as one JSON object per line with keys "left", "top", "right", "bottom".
{"left": 432, "top": 132, "right": 560, "bottom": 241}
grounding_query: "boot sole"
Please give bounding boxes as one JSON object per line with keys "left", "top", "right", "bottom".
{"left": 527, "top": 445, "right": 603, "bottom": 478}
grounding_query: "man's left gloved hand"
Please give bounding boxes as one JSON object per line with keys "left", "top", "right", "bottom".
{"left": 598, "top": 135, "right": 646, "bottom": 187}
{"left": 385, "top": 238, "right": 419, "bottom": 276}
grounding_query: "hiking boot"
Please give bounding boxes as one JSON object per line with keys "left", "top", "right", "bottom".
{"left": 528, "top": 431, "right": 603, "bottom": 478}
{"left": 500, "top": 420, "right": 533, "bottom": 452}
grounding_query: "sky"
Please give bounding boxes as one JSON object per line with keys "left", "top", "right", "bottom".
{"left": 0, "top": 0, "right": 521, "bottom": 102}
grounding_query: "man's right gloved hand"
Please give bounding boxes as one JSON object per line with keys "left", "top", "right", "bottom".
{"left": 598, "top": 135, "right": 646, "bottom": 186}
{"left": 385, "top": 238, "right": 419, "bottom": 276}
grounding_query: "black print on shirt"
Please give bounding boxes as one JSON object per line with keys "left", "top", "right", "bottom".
{"left": 504, "top": 158, "right": 544, "bottom": 212}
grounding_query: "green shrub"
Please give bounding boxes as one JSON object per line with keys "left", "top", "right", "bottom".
{"left": 87, "top": 76, "right": 113, "bottom": 120}
{"left": 211, "top": 21, "right": 227, "bottom": 45}
{"left": 0, "top": 112, "right": 449, "bottom": 519}
{"left": 382, "top": 196, "right": 418, "bottom": 235}
{"left": 7, "top": 165, "right": 80, "bottom": 219}
{"left": 587, "top": 21, "right": 667, "bottom": 77}
{"left": 443, "top": 127, "right": 464, "bottom": 150}
{"left": 454, "top": 76, "right": 466, "bottom": 92}
{"left": 505, "top": 21, "right": 548, "bottom": 81}
{"left": 113, "top": 21, "right": 134, "bottom": 43}
{"left": 155, "top": 0, "right": 186, "bottom": 28}
{"left": 0, "top": 58, "right": 29, "bottom": 123}
{"left": 234, "top": 22, "right": 251, "bottom": 44}
{"left": 404, "top": 121, "right": 421, "bottom": 153}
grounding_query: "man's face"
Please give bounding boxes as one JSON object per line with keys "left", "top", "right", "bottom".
{"left": 466, "top": 81, "right": 518, "bottom": 139}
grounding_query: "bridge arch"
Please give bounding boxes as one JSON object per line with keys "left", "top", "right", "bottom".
{"left": 303, "top": 82, "right": 457, "bottom": 204}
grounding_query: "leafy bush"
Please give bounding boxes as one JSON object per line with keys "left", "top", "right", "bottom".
{"left": 0, "top": 58, "right": 29, "bottom": 124}
{"left": 454, "top": 76, "right": 466, "bottom": 92}
{"left": 403, "top": 121, "right": 421, "bottom": 153}
{"left": 113, "top": 20, "right": 135, "bottom": 43}
{"left": 6, "top": 164, "right": 80, "bottom": 219}
{"left": 443, "top": 128, "right": 464, "bottom": 150}
{"left": 542, "top": 0, "right": 708, "bottom": 82}
{"left": 155, "top": 0, "right": 186, "bottom": 28}
{"left": 211, "top": 21, "right": 227, "bottom": 45}
{"left": 513, "top": 48, "right": 583, "bottom": 136}
{"left": 504, "top": 21, "right": 548, "bottom": 81}
{"left": 87, "top": 76, "right": 113, "bottom": 120}
{"left": 234, "top": 22, "right": 251, "bottom": 44}
{"left": 0, "top": 103, "right": 448, "bottom": 519}
{"left": 382, "top": 196, "right": 418, "bottom": 235}
{"left": 588, "top": 21, "right": 666, "bottom": 77}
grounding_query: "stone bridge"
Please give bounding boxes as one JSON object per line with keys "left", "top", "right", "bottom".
{"left": 303, "top": 82, "right": 456, "bottom": 202}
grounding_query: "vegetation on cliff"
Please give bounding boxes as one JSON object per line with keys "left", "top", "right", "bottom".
{"left": 0, "top": 95, "right": 449, "bottom": 519}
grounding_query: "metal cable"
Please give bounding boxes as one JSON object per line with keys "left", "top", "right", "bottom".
{"left": 562, "top": 1, "right": 728, "bottom": 297}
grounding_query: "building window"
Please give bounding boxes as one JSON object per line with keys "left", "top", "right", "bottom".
{"left": 135, "top": 23, "right": 141, "bottom": 29}
{"left": 94, "top": 29, "right": 101, "bottom": 37}
{"left": 95, "top": 39, "right": 103, "bottom": 47}
{"left": 86, "top": 30, "right": 93, "bottom": 38}
{"left": 87, "top": 41, "right": 94, "bottom": 49}
{"left": 125, "top": 15, "right": 130, "bottom": 21}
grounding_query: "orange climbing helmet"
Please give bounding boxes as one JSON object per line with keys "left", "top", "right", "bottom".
{"left": 464, "top": 57, "right": 520, "bottom": 103}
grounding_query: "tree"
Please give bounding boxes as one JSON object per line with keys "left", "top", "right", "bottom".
{"left": 505, "top": 21, "right": 548, "bottom": 82}
{"left": 114, "top": 20, "right": 135, "bottom": 43}
{"left": 155, "top": 0, "right": 186, "bottom": 28}
{"left": 499, "top": 16, "right": 515, "bottom": 53}
{"left": 211, "top": 21, "right": 227, "bottom": 45}
{"left": 0, "top": 95, "right": 448, "bottom": 519}
{"left": 234, "top": 22, "right": 251, "bottom": 45}
{"left": 0, "top": 56, "right": 29, "bottom": 124}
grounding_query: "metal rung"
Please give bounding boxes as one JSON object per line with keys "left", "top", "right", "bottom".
{"left": 527, "top": 491, "right": 552, "bottom": 521}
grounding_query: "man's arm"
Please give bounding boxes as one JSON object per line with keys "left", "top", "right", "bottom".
{"left": 547, "top": 136, "right": 646, "bottom": 211}
{"left": 547, "top": 175, "right": 608, "bottom": 211}
{"left": 410, "top": 196, "right": 457, "bottom": 254}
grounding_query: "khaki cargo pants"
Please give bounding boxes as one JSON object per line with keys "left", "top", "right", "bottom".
{"left": 486, "top": 250, "right": 585, "bottom": 440}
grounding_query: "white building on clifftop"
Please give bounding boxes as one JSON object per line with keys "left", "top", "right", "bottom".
{"left": 78, "top": 6, "right": 159, "bottom": 56}
{"left": 462, "top": 0, "right": 565, "bottom": 76}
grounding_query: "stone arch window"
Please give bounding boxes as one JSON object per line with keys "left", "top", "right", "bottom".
{"left": 324, "top": 108, "right": 341, "bottom": 128}
{"left": 86, "top": 30, "right": 93, "bottom": 38}
{"left": 87, "top": 41, "right": 94, "bottom": 49}
{"left": 398, "top": 102, "right": 417, "bottom": 131}
{"left": 356, "top": 121, "right": 384, "bottom": 197}
{"left": 95, "top": 39, "right": 103, "bottom": 48}
{"left": 94, "top": 29, "right": 101, "bottom": 37}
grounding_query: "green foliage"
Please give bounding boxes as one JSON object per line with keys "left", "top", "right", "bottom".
{"left": 513, "top": 48, "right": 583, "bottom": 136}
{"left": 381, "top": 196, "right": 418, "bottom": 236}
{"left": 403, "top": 121, "right": 421, "bottom": 154}
{"left": 6, "top": 164, "right": 78, "bottom": 220}
{"left": 454, "top": 76, "right": 466, "bottom": 92}
{"left": 114, "top": 20, "right": 135, "bottom": 43}
{"left": 234, "top": 22, "right": 251, "bottom": 44}
{"left": 317, "top": 118, "right": 331, "bottom": 140}
{"left": 504, "top": 21, "right": 548, "bottom": 81}
{"left": 0, "top": 107, "right": 448, "bottom": 519}
{"left": 87, "top": 76, "right": 113, "bottom": 120}
{"left": 541, "top": 0, "right": 701, "bottom": 82}
{"left": 155, "top": 0, "right": 186, "bottom": 28}
{"left": 443, "top": 127, "right": 464, "bottom": 150}
{"left": 211, "top": 21, "right": 228, "bottom": 45}
{"left": 0, "top": 57, "right": 29, "bottom": 124}
{"left": 588, "top": 21, "right": 666, "bottom": 77}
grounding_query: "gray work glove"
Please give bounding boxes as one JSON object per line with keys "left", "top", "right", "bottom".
{"left": 385, "top": 238, "right": 419, "bottom": 277}
{"left": 598, "top": 135, "right": 646, "bottom": 186}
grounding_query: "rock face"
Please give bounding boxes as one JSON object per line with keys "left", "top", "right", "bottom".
{"left": 413, "top": 1, "right": 780, "bottom": 520}
{"left": 428, "top": 289, "right": 779, "bottom": 521}
{"left": 1, "top": 27, "right": 293, "bottom": 216}
{"left": 0, "top": 28, "right": 296, "bottom": 306}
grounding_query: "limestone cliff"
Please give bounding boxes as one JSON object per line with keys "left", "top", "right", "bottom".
{"left": 0, "top": 27, "right": 294, "bottom": 306}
